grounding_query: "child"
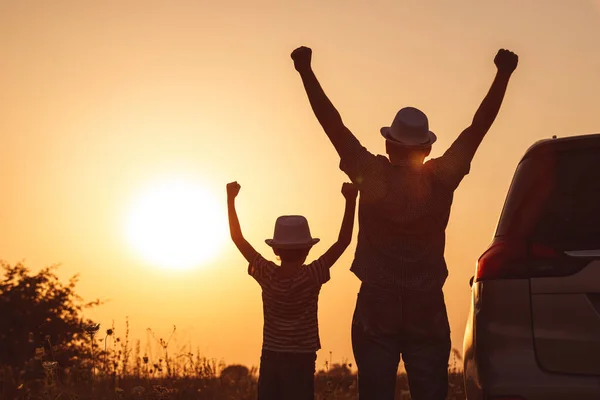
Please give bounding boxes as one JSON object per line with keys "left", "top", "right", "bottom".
{"left": 226, "top": 181, "right": 358, "bottom": 400}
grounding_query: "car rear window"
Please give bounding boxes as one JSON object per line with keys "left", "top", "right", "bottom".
{"left": 496, "top": 144, "right": 600, "bottom": 250}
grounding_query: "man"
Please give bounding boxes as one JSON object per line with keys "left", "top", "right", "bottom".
{"left": 291, "top": 46, "right": 518, "bottom": 399}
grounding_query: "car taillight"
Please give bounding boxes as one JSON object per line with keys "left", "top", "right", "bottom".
{"left": 475, "top": 239, "right": 563, "bottom": 281}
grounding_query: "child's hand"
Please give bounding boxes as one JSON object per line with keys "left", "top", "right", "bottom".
{"left": 291, "top": 46, "right": 312, "bottom": 72}
{"left": 227, "top": 182, "right": 241, "bottom": 199}
{"left": 494, "top": 48, "right": 518, "bottom": 75}
{"left": 341, "top": 182, "right": 358, "bottom": 200}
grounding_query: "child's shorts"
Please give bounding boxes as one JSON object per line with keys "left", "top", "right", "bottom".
{"left": 258, "top": 349, "right": 317, "bottom": 400}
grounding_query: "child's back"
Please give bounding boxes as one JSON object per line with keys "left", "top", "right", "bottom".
{"left": 226, "top": 182, "right": 358, "bottom": 400}
{"left": 250, "top": 253, "right": 330, "bottom": 353}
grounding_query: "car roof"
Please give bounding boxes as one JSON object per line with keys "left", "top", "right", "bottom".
{"left": 521, "top": 133, "right": 600, "bottom": 163}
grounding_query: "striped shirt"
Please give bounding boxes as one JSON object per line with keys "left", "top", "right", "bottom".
{"left": 248, "top": 253, "right": 331, "bottom": 353}
{"left": 339, "top": 133, "right": 473, "bottom": 294}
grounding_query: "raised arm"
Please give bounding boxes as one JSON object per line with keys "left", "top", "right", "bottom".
{"left": 227, "top": 182, "right": 257, "bottom": 263}
{"left": 321, "top": 183, "right": 358, "bottom": 265}
{"left": 291, "top": 46, "right": 356, "bottom": 157}
{"left": 433, "top": 49, "right": 519, "bottom": 188}
{"left": 453, "top": 49, "right": 519, "bottom": 161}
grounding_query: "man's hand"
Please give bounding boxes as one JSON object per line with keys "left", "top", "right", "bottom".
{"left": 227, "top": 181, "right": 241, "bottom": 199}
{"left": 494, "top": 49, "right": 518, "bottom": 75}
{"left": 291, "top": 46, "right": 312, "bottom": 72}
{"left": 341, "top": 182, "right": 358, "bottom": 200}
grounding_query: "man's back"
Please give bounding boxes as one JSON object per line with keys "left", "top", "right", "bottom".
{"left": 345, "top": 149, "right": 465, "bottom": 293}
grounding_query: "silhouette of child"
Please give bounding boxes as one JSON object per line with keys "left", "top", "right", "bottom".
{"left": 226, "top": 181, "right": 358, "bottom": 400}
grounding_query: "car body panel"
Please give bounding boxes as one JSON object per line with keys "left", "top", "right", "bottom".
{"left": 531, "top": 260, "right": 600, "bottom": 375}
{"left": 463, "top": 134, "right": 600, "bottom": 399}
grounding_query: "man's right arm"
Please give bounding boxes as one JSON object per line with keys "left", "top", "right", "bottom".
{"left": 435, "top": 49, "right": 519, "bottom": 188}
{"left": 456, "top": 49, "right": 518, "bottom": 160}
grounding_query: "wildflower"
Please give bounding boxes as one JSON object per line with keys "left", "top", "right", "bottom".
{"left": 42, "top": 361, "right": 58, "bottom": 372}
{"left": 84, "top": 323, "right": 100, "bottom": 337}
{"left": 34, "top": 347, "right": 45, "bottom": 360}
{"left": 106, "top": 329, "right": 114, "bottom": 336}
{"left": 143, "top": 356, "right": 148, "bottom": 364}
{"left": 154, "top": 385, "right": 169, "bottom": 393}
{"left": 152, "top": 385, "right": 171, "bottom": 400}
{"left": 452, "top": 348, "right": 463, "bottom": 361}
{"left": 132, "top": 386, "right": 145, "bottom": 396}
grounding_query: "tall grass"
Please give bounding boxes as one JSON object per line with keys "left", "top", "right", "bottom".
{"left": 1, "top": 319, "right": 466, "bottom": 400}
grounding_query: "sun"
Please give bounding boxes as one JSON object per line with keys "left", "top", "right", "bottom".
{"left": 125, "top": 178, "right": 227, "bottom": 271}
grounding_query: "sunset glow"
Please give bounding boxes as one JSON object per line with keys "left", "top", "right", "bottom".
{"left": 3, "top": 0, "right": 600, "bottom": 370}
{"left": 125, "top": 178, "right": 227, "bottom": 271}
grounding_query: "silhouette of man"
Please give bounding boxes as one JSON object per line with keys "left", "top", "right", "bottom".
{"left": 291, "top": 46, "right": 518, "bottom": 399}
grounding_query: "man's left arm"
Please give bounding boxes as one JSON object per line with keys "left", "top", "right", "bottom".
{"left": 292, "top": 46, "right": 381, "bottom": 189}
{"left": 292, "top": 46, "right": 357, "bottom": 158}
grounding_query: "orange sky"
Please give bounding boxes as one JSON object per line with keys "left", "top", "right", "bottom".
{"left": 2, "top": 0, "right": 600, "bottom": 370}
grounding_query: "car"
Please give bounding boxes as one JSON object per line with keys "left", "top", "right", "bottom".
{"left": 463, "top": 133, "right": 600, "bottom": 400}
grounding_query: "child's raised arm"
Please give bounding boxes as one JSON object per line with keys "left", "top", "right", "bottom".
{"left": 320, "top": 182, "right": 358, "bottom": 265}
{"left": 227, "top": 182, "right": 258, "bottom": 262}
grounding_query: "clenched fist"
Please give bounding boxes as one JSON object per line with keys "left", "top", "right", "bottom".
{"left": 341, "top": 182, "right": 359, "bottom": 200}
{"left": 494, "top": 49, "right": 518, "bottom": 75}
{"left": 226, "top": 181, "right": 241, "bottom": 199}
{"left": 291, "top": 46, "right": 312, "bottom": 72}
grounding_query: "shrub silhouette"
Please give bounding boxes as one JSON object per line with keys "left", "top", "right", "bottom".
{"left": 0, "top": 261, "right": 99, "bottom": 384}
{"left": 220, "top": 364, "right": 250, "bottom": 384}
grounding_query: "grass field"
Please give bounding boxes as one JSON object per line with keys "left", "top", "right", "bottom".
{"left": 2, "top": 365, "right": 466, "bottom": 400}
{"left": 0, "top": 263, "right": 467, "bottom": 399}
{"left": 1, "top": 345, "right": 467, "bottom": 400}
